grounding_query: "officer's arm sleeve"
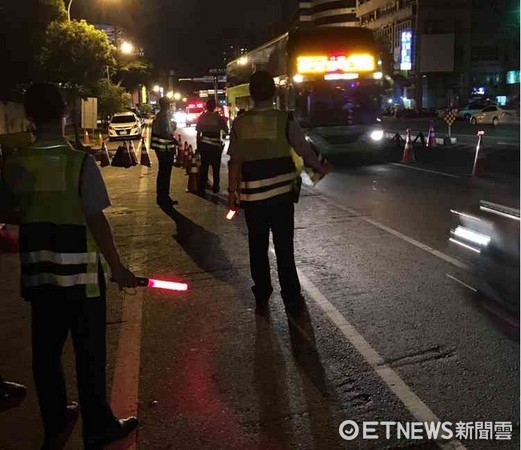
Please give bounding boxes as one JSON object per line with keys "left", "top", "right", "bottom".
{"left": 80, "top": 155, "right": 112, "bottom": 216}
{"left": 288, "top": 119, "right": 322, "bottom": 171}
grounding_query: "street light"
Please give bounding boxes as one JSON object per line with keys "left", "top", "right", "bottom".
{"left": 174, "top": 92, "right": 182, "bottom": 101}
{"left": 166, "top": 91, "right": 174, "bottom": 99}
{"left": 153, "top": 85, "right": 161, "bottom": 93}
{"left": 120, "top": 41, "right": 134, "bottom": 55}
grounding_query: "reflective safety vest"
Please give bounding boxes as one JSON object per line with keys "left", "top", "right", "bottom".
{"left": 234, "top": 109, "right": 297, "bottom": 203}
{"left": 197, "top": 112, "right": 225, "bottom": 148}
{"left": 4, "top": 140, "right": 106, "bottom": 299}
{"left": 151, "top": 112, "right": 176, "bottom": 153}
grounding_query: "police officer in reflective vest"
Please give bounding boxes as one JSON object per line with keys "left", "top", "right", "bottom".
{"left": 196, "top": 98, "right": 228, "bottom": 194}
{"left": 227, "top": 71, "right": 331, "bottom": 316}
{"left": 151, "top": 97, "right": 178, "bottom": 206}
{"left": 2, "top": 83, "right": 138, "bottom": 449}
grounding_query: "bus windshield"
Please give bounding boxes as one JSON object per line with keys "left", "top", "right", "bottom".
{"left": 293, "top": 81, "right": 381, "bottom": 127}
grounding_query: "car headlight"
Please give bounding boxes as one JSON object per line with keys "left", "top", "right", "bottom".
{"left": 370, "top": 130, "right": 384, "bottom": 141}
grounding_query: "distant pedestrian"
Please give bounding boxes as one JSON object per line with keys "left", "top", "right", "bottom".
{"left": 196, "top": 98, "right": 228, "bottom": 194}
{"left": 2, "top": 82, "right": 139, "bottom": 449}
{"left": 227, "top": 71, "right": 332, "bottom": 316}
{"left": 151, "top": 97, "right": 179, "bottom": 207}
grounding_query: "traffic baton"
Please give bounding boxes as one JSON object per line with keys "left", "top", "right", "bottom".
{"left": 112, "top": 276, "right": 188, "bottom": 292}
{"left": 226, "top": 209, "right": 237, "bottom": 220}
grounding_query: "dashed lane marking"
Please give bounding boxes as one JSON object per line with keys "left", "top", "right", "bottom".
{"left": 391, "top": 163, "right": 461, "bottom": 179}
{"left": 446, "top": 274, "right": 477, "bottom": 292}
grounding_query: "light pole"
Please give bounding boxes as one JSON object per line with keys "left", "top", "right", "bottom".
{"left": 67, "top": 0, "right": 73, "bottom": 20}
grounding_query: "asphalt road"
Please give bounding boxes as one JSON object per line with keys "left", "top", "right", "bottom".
{"left": 0, "top": 123, "right": 518, "bottom": 450}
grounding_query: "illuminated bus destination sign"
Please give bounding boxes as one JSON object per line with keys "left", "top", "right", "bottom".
{"left": 297, "top": 54, "right": 376, "bottom": 74}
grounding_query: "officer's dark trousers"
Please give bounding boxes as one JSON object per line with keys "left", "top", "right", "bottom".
{"left": 198, "top": 143, "right": 222, "bottom": 193}
{"left": 244, "top": 198, "right": 302, "bottom": 305}
{"left": 155, "top": 150, "right": 174, "bottom": 200}
{"left": 30, "top": 281, "right": 115, "bottom": 441}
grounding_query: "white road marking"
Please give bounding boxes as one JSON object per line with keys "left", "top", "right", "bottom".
{"left": 109, "top": 130, "right": 152, "bottom": 450}
{"left": 308, "top": 188, "right": 470, "bottom": 272}
{"left": 391, "top": 163, "right": 461, "bottom": 179}
{"left": 446, "top": 274, "right": 477, "bottom": 292}
{"left": 496, "top": 141, "right": 519, "bottom": 146}
{"left": 297, "top": 270, "right": 467, "bottom": 450}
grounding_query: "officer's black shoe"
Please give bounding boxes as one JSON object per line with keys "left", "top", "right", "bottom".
{"left": 41, "top": 402, "right": 79, "bottom": 450}
{"left": 84, "top": 416, "right": 138, "bottom": 449}
{"left": 212, "top": 186, "right": 220, "bottom": 194}
{"left": 284, "top": 295, "right": 306, "bottom": 319}
{"left": 0, "top": 380, "right": 27, "bottom": 412}
{"left": 255, "top": 299, "right": 270, "bottom": 316}
{"left": 157, "top": 196, "right": 178, "bottom": 207}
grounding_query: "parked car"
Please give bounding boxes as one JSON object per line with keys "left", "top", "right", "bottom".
{"left": 108, "top": 112, "right": 142, "bottom": 140}
{"left": 456, "top": 102, "right": 496, "bottom": 121}
{"left": 469, "top": 105, "right": 517, "bottom": 126}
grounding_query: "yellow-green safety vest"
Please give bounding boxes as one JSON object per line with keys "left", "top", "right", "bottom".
{"left": 4, "top": 140, "right": 106, "bottom": 299}
{"left": 234, "top": 109, "right": 298, "bottom": 203}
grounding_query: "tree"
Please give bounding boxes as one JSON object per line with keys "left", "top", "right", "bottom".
{"left": 95, "top": 79, "right": 131, "bottom": 120}
{"left": 0, "top": 0, "right": 67, "bottom": 98}
{"left": 40, "top": 20, "right": 115, "bottom": 91}
{"left": 40, "top": 19, "right": 115, "bottom": 144}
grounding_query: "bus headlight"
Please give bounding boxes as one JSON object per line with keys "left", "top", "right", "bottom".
{"left": 370, "top": 130, "right": 384, "bottom": 141}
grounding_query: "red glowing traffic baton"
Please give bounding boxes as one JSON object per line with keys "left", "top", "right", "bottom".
{"left": 137, "top": 277, "right": 188, "bottom": 291}
{"left": 226, "top": 209, "right": 237, "bottom": 220}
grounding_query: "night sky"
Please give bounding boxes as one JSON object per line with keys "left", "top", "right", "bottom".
{"left": 73, "top": 0, "right": 295, "bottom": 76}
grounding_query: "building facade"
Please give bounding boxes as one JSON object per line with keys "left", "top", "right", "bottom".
{"left": 298, "top": 1, "right": 358, "bottom": 27}
{"left": 356, "top": 0, "right": 520, "bottom": 109}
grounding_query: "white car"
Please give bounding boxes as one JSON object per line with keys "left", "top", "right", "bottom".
{"left": 108, "top": 112, "right": 142, "bottom": 140}
{"left": 469, "top": 105, "right": 517, "bottom": 126}
{"left": 456, "top": 102, "right": 494, "bottom": 121}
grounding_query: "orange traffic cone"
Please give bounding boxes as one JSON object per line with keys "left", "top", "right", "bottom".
{"left": 427, "top": 122, "right": 436, "bottom": 148}
{"left": 177, "top": 142, "right": 185, "bottom": 168}
{"left": 97, "top": 132, "right": 103, "bottom": 147}
{"left": 99, "top": 141, "right": 111, "bottom": 167}
{"left": 186, "top": 150, "right": 200, "bottom": 193}
{"left": 472, "top": 130, "right": 486, "bottom": 177}
{"left": 140, "top": 137, "right": 151, "bottom": 167}
{"left": 185, "top": 144, "right": 193, "bottom": 174}
{"left": 401, "top": 129, "right": 415, "bottom": 163}
{"left": 84, "top": 130, "right": 90, "bottom": 144}
{"left": 128, "top": 140, "right": 138, "bottom": 166}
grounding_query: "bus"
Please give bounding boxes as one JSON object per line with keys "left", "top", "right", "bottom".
{"left": 226, "top": 27, "right": 388, "bottom": 155}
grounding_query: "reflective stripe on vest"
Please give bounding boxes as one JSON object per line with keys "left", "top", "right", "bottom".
{"left": 4, "top": 141, "right": 105, "bottom": 298}
{"left": 21, "top": 250, "right": 98, "bottom": 265}
{"left": 151, "top": 135, "right": 176, "bottom": 152}
{"left": 234, "top": 109, "right": 297, "bottom": 202}
{"left": 23, "top": 272, "right": 99, "bottom": 288}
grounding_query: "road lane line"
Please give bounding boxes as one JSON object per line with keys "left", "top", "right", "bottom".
{"left": 391, "top": 163, "right": 461, "bottom": 179}
{"left": 297, "top": 269, "right": 467, "bottom": 450}
{"left": 109, "top": 130, "right": 151, "bottom": 450}
{"left": 308, "top": 189, "right": 470, "bottom": 272}
{"left": 446, "top": 274, "right": 477, "bottom": 292}
{"left": 497, "top": 141, "right": 519, "bottom": 146}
